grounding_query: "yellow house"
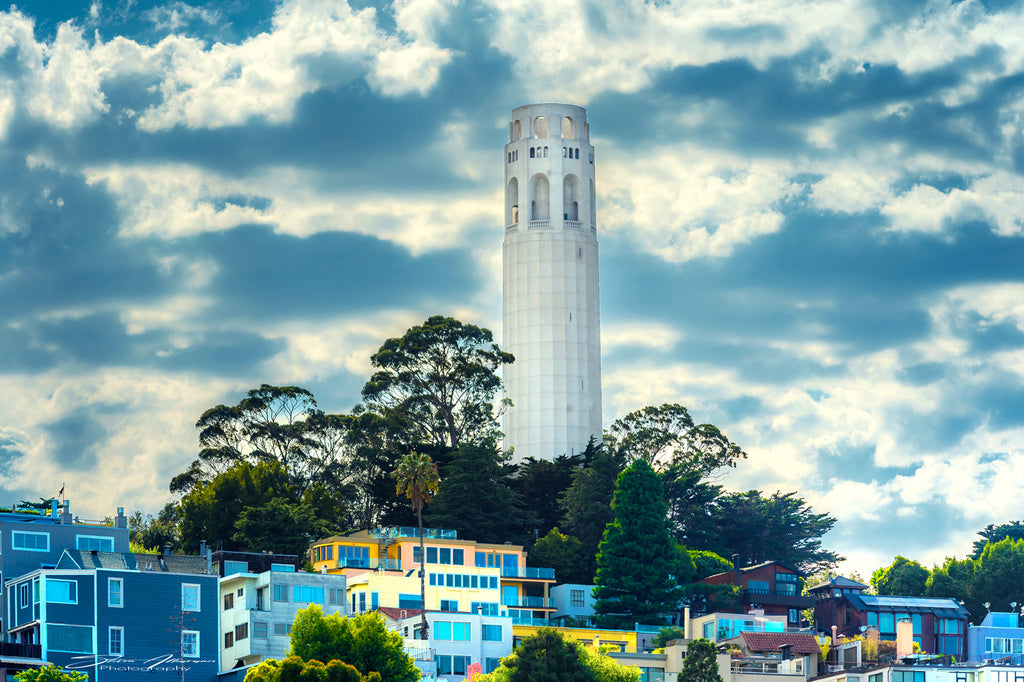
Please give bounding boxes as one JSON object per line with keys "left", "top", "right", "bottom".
{"left": 512, "top": 623, "right": 641, "bottom": 653}
{"left": 309, "top": 527, "right": 555, "bottom": 625}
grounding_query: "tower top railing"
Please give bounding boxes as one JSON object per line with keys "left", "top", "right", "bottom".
{"left": 368, "top": 527, "right": 458, "bottom": 540}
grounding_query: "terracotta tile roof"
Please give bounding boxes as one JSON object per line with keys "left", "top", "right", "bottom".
{"left": 376, "top": 607, "right": 423, "bottom": 621}
{"left": 740, "top": 631, "right": 821, "bottom": 655}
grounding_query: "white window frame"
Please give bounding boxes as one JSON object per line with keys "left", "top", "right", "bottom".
{"left": 19, "top": 582, "right": 29, "bottom": 607}
{"left": 12, "top": 531, "right": 49, "bottom": 552}
{"left": 108, "top": 578, "right": 123, "bottom": 608}
{"left": 46, "top": 579, "right": 78, "bottom": 604}
{"left": 182, "top": 630, "right": 200, "bottom": 658}
{"left": 182, "top": 583, "right": 201, "bottom": 612}
{"left": 76, "top": 535, "right": 115, "bottom": 552}
{"left": 109, "top": 626, "right": 124, "bottom": 657}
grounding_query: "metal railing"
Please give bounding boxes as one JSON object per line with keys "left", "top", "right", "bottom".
{"left": 731, "top": 659, "right": 805, "bottom": 676}
{"left": 501, "top": 596, "right": 549, "bottom": 608}
{"left": 337, "top": 557, "right": 401, "bottom": 570}
{"left": 369, "top": 527, "right": 457, "bottom": 540}
{"left": 0, "top": 643, "right": 42, "bottom": 659}
{"left": 501, "top": 566, "right": 555, "bottom": 580}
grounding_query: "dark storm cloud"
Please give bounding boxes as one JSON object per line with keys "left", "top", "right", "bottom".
{"left": 42, "top": 406, "right": 119, "bottom": 470}
{"left": 591, "top": 45, "right": 1013, "bottom": 164}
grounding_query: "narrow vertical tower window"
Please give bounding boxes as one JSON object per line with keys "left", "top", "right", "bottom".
{"left": 502, "top": 103, "right": 602, "bottom": 462}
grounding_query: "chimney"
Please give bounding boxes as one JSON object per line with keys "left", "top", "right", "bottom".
{"left": 831, "top": 625, "right": 838, "bottom": 646}
{"left": 61, "top": 500, "right": 72, "bottom": 525}
{"left": 200, "top": 540, "right": 206, "bottom": 557}
{"left": 50, "top": 499, "right": 59, "bottom": 518}
{"left": 779, "top": 643, "right": 792, "bottom": 661}
{"left": 684, "top": 606, "right": 691, "bottom": 640}
{"left": 163, "top": 544, "right": 172, "bottom": 556}
{"left": 114, "top": 507, "right": 127, "bottom": 529}
{"left": 896, "top": 617, "right": 913, "bottom": 658}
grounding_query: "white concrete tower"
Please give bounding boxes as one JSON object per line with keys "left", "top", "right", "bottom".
{"left": 502, "top": 103, "right": 602, "bottom": 462}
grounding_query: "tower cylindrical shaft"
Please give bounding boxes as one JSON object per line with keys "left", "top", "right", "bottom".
{"left": 502, "top": 103, "right": 602, "bottom": 461}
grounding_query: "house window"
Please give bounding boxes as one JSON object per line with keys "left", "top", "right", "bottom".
{"left": 440, "top": 548, "right": 452, "bottom": 564}
{"left": 235, "top": 623, "right": 248, "bottom": 641}
{"left": 182, "top": 584, "right": 201, "bottom": 612}
{"left": 182, "top": 630, "right": 199, "bottom": 658}
{"left": 224, "top": 593, "right": 234, "bottom": 610}
{"left": 570, "top": 589, "right": 585, "bottom": 607}
{"left": 254, "top": 621, "right": 268, "bottom": 639}
{"left": 454, "top": 656, "right": 470, "bottom": 675}
{"left": 437, "top": 655, "right": 452, "bottom": 675}
{"left": 869, "top": 674, "right": 883, "bottom": 682}
{"left": 19, "top": 582, "right": 28, "bottom": 607}
{"left": 441, "top": 599, "right": 458, "bottom": 612}
{"left": 47, "top": 580, "right": 78, "bottom": 604}
{"left": 224, "top": 631, "right": 234, "bottom": 648}
{"left": 109, "top": 627, "right": 123, "bottom": 656}
{"left": 483, "top": 624, "right": 502, "bottom": 641}
{"left": 273, "top": 584, "right": 288, "bottom": 602}
{"left": 329, "top": 588, "right": 344, "bottom": 606}
{"left": 12, "top": 531, "right": 49, "bottom": 551}
{"left": 413, "top": 546, "right": 423, "bottom": 563}
{"left": 398, "top": 594, "right": 422, "bottom": 609}
{"left": 453, "top": 549, "right": 464, "bottom": 565}
{"left": 436, "top": 622, "right": 452, "bottom": 640}
{"left": 108, "top": 578, "right": 123, "bottom": 607}
{"left": 747, "top": 580, "right": 769, "bottom": 594}
{"left": 894, "top": 672, "right": 926, "bottom": 682}
{"left": 48, "top": 624, "right": 93, "bottom": 653}
{"left": 471, "top": 602, "right": 499, "bottom": 616}
{"left": 274, "top": 623, "right": 292, "bottom": 636}
{"left": 359, "top": 592, "right": 367, "bottom": 612}
{"left": 256, "top": 587, "right": 266, "bottom": 610}
{"left": 788, "top": 609, "right": 800, "bottom": 624}
{"left": 237, "top": 587, "right": 244, "bottom": 597}
{"left": 76, "top": 536, "right": 115, "bottom": 552}
{"left": 427, "top": 547, "right": 438, "bottom": 563}
{"left": 292, "top": 586, "right": 325, "bottom": 604}
{"left": 270, "top": 563, "right": 295, "bottom": 572}
{"left": 486, "top": 658, "right": 501, "bottom": 674}
{"left": 453, "top": 622, "right": 471, "bottom": 641}
{"left": 224, "top": 560, "right": 248, "bottom": 575}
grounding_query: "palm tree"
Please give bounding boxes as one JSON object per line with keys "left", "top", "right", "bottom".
{"left": 393, "top": 452, "right": 440, "bottom": 641}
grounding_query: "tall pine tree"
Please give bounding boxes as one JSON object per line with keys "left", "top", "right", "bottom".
{"left": 593, "top": 460, "right": 683, "bottom": 628}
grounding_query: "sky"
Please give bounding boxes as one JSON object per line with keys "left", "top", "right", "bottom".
{"left": 1, "top": 0, "right": 1024, "bottom": 579}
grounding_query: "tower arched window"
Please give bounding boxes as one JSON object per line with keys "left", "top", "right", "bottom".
{"left": 562, "top": 116, "right": 575, "bottom": 139}
{"left": 534, "top": 116, "right": 548, "bottom": 138}
{"left": 507, "top": 177, "right": 519, "bottom": 225}
{"left": 543, "top": 147, "right": 548, "bottom": 158}
{"left": 530, "top": 174, "right": 550, "bottom": 221}
{"left": 563, "top": 174, "right": 580, "bottom": 221}
{"left": 512, "top": 120, "right": 521, "bottom": 142}
{"left": 530, "top": 148, "right": 535, "bottom": 159}
{"left": 574, "top": 148, "right": 579, "bottom": 159}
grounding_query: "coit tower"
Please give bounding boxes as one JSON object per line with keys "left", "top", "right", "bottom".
{"left": 502, "top": 103, "right": 602, "bottom": 462}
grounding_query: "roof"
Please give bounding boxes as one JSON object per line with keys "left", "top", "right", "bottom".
{"left": 133, "top": 553, "right": 212, "bottom": 575}
{"left": 807, "top": 575, "right": 869, "bottom": 592}
{"left": 847, "top": 594, "right": 969, "bottom": 619}
{"left": 57, "top": 550, "right": 133, "bottom": 570}
{"left": 377, "top": 606, "right": 423, "bottom": 621}
{"left": 741, "top": 632, "right": 822, "bottom": 655}
{"left": 53, "top": 550, "right": 212, "bottom": 575}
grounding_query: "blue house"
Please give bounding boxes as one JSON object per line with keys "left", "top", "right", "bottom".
{"left": 6, "top": 549, "right": 220, "bottom": 681}
{"left": 968, "top": 611, "right": 1024, "bottom": 663}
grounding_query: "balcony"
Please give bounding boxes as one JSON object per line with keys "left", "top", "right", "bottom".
{"left": 0, "top": 643, "right": 43, "bottom": 660}
{"left": 370, "top": 527, "right": 457, "bottom": 540}
{"left": 500, "top": 566, "right": 555, "bottom": 580}
{"left": 741, "top": 587, "right": 814, "bottom": 609}
{"left": 337, "top": 557, "right": 402, "bottom": 571}
{"left": 528, "top": 220, "right": 551, "bottom": 230}
{"left": 564, "top": 220, "right": 583, "bottom": 231}
{"left": 731, "top": 657, "right": 806, "bottom": 676}
{"left": 511, "top": 616, "right": 552, "bottom": 626}
{"left": 501, "top": 595, "right": 550, "bottom": 609}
